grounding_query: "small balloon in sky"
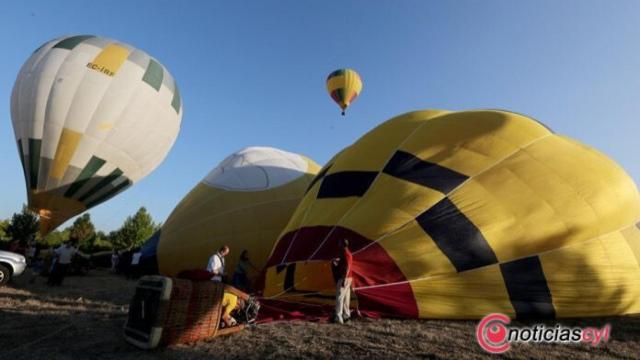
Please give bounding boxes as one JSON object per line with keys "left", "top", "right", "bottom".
{"left": 326, "top": 68, "right": 362, "bottom": 116}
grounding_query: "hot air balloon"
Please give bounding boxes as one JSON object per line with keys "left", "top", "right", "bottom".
{"left": 264, "top": 109, "right": 640, "bottom": 319}
{"left": 326, "top": 69, "right": 362, "bottom": 115}
{"left": 141, "top": 147, "right": 319, "bottom": 280}
{"left": 10, "top": 35, "right": 183, "bottom": 234}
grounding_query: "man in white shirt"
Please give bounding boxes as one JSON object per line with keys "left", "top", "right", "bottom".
{"left": 207, "top": 246, "right": 230, "bottom": 282}
{"left": 128, "top": 250, "right": 142, "bottom": 279}
{"left": 47, "top": 239, "right": 88, "bottom": 286}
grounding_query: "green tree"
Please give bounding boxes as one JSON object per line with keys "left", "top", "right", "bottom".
{"left": 108, "top": 230, "right": 123, "bottom": 249}
{"left": 0, "top": 219, "right": 10, "bottom": 248}
{"left": 110, "top": 207, "right": 156, "bottom": 250}
{"left": 5, "top": 206, "right": 39, "bottom": 245}
{"left": 69, "top": 213, "right": 96, "bottom": 250}
{"left": 0, "top": 219, "right": 9, "bottom": 241}
{"left": 43, "top": 229, "right": 70, "bottom": 247}
{"left": 91, "top": 231, "right": 113, "bottom": 252}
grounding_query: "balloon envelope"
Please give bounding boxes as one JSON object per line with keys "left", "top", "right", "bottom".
{"left": 11, "top": 35, "right": 183, "bottom": 234}
{"left": 326, "top": 69, "right": 362, "bottom": 115}
{"left": 264, "top": 109, "right": 640, "bottom": 319}
{"left": 150, "top": 147, "right": 320, "bottom": 278}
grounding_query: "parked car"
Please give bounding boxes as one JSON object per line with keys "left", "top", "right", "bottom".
{"left": 0, "top": 250, "right": 27, "bottom": 285}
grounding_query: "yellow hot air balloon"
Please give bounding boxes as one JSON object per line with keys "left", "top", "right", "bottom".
{"left": 146, "top": 147, "right": 319, "bottom": 280}
{"left": 10, "top": 35, "right": 182, "bottom": 234}
{"left": 264, "top": 109, "right": 640, "bottom": 319}
{"left": 326, "top": 69, "right": 362, "bottom": 115}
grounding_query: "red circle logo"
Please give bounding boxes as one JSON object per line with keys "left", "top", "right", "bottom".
{"left": 476, "top": 313, "right": 511, "bottom": 353}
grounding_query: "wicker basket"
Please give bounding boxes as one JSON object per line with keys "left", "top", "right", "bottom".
{"left": 124, "top": 276, "right": 231, "bottom": 349}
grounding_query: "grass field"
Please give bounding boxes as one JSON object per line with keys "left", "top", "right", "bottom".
{"left": 0, "top": 269, "right": 638, "bottom": 359}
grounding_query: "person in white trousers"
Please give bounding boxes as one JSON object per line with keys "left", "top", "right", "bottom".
{"left": 333, "top": 239, "right": 353, "bottom": 324}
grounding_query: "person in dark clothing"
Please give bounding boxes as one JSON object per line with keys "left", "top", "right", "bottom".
{"left": 232, "top": 250, "right": 258, "bottom": 293}
{"left": 332, "top": 238, "right": 353, "bottom": 324}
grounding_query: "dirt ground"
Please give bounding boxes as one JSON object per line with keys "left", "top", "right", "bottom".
{"left": 0, "top": 269, "right": 638, "bottom": 360}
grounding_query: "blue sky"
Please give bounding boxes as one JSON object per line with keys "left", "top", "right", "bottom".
{"left": 0, "top": 1, "right": 638, "bottom": 231}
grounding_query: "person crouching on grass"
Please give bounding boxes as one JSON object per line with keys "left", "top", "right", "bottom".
{"left": 220, "top": 285, "right": 252, "bottom": 328}
{"left": 332, "top": 238, "right": 353, "bottom": 324}
{"left": 220, "top": 290, "right": 242, "bottom": 327}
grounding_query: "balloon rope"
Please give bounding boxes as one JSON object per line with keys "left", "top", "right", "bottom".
{"left": 278, "top": 192, "right": 319, "bottom": 264}
{"left": 259, "top": 296, "right": 326, "bottom": 307}
{"left": 262, "top": 273, "right": 314, "bottom": 299}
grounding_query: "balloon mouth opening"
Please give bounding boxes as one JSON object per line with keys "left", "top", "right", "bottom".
{"left": 38, "top": 209, "right": 52, "bottom": 219}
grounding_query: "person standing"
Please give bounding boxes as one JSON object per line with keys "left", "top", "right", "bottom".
{"left": 47, "top": 239, "right": 87, "bottom": 286}
{"left": 110, "top": 250, "right": 120, "bottom": 273}
{"left": 25, "top": 237, "right": 37, "bottom": 266}
{"left": 129, "top": 249, "right": 142, "bottom": 279}
{"left": 332, "top": 239, "right": 353, "bottom": 324}
{"left": 232, "top": 250, "right": 258, "bottom": 292}
{"left": 207, "top": 246, "right": 229, "bottom": 282}
{"left": 29, "top": 245, "right": 44, "bottom": 284}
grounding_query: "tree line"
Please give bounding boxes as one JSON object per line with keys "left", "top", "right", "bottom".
{"left": 0, "top": 206, "right": 160, "bottom": 252}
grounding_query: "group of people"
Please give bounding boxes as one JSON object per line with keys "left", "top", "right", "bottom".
{"left": 205, "top": 246, "right": 258, "bottom": 327}
{"left": 19, "top": 237, "right": 89, "bottom": 286}
{"left": 19, "top": 234, "right": 354, "bottom": 325}
{"left": 204, "top": 238, "right": 354, "bottom": 326}
{"left": 109, "top": 248, "right": 143, "bottom": 279}
{"left": 206, "top": 246, "right": 258, "bottom": 290}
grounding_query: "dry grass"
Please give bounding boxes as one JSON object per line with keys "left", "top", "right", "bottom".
{"left": 0, "top": 269, "right": 638, "bottom": 359}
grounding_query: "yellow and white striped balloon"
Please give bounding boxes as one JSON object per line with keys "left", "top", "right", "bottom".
{"left": 155, "top": 146, "right": 320, "bottom": 277}
{"left": 11, "top": 35, "right": 183, "bottom": 234}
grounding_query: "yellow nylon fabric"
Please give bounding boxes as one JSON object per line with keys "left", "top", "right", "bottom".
{"left": 29, "top": 191, "right": 86, "bottom": 235}
{"left": 89, "top": 43, "right": 130, "bottom": 76}
{"left": 157, "top": 157, "right": 319, "bottom": 277}
{"left": 410, "top": 265, "right": 516, "bottom": 319}
{"left": 263, "top": 261, "right": 336, "bottom": 299}
{"left": 50, "top": 128, "right": 82, "bottom": 180}
{"left": 264, "top": 109, "right": 640, "bottom": 319}
{"left": 539, "top": 226, "right": 640, "bottom": 317}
